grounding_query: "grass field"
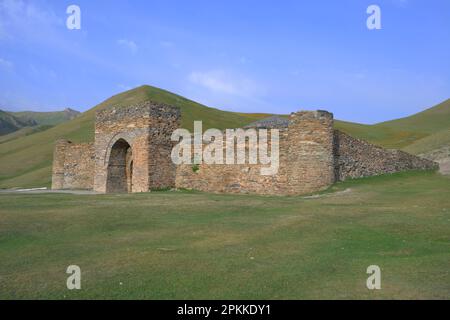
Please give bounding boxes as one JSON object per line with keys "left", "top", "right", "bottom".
{"left": 1, "top": 170, "right": 449, "bottom": 299}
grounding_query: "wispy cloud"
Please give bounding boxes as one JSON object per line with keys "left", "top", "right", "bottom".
{"left": 0, "top": 57, "right": 13, "bottom": 69}
{"left": 189, "top": 70, "right": 237, "bottom": 95}
{"left": 117, "top": 39, "right": 138, "bottom": 54}
{"left": 0, "top": 0, "right": 63, "bottom": 40}
{"left": 188, "top": 70, "right": 262, "bottom": 97}
{"left": 186, "top": 69, "right": 270, "bottom": 112}
{"left": 160, "top": 40, "right": 174, "bottom": 48}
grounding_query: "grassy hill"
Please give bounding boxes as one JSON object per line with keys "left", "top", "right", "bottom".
{"left": 0, "top": 110, "right": 35, "bottom": 135}
{"left": 0, "top": 84, "right": 448, "bottom": 188}
{"left": 0, "top": 108, "right": 80, "bottom": 138}
{"left": 0, "top": 125, "right": 54, "bottom": 145}
{"left": 335, "top": 99, "right": 450, "bottom": 150}
{"left": 403, "top": 128, "right": 450, "bottom": 156}
{"left": 0, "top": 85, "right": 272, "bottom": 188}
{"left": 10, "top": 108, "right": 80, "bottom": 127}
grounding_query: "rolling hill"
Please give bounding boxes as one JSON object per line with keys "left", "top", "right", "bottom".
{"left": 0, "top": 110, "right": 36, "bottom": 135}
{"left": 403, "top": 128, "right": 450, "bottom": 156}
{"left": 0, "top": 125, "right": 54, "bottom": 145}
{"left": 0, "top": 84, "right": 448, "bottom": 188}
{"left": 334, "top": 98, "right": 450, "bottom": 174}
{"left": 10, "top": 108, "right": 80, "bottom": 127}
{"left": 334, "top": 99, "right": 450, "bottom": 150}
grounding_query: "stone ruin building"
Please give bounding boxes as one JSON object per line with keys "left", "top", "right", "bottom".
{"left": 52, "top": 101, "right": 438, "bottom": 195}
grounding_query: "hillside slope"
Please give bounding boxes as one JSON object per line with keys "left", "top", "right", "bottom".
{"left": 0, "top": 108, "right": 80, "bottom": 138}
{"left": 0, "top": 85, "right": 271, "bottom": 188}
{"left": 338, "top": 99, "right": 450, "bottom": 149}
{"left": 403, "top": 128, "right": 450, "bottom": 175}
{"left": 0, "top": 110, "right": 35, "bottom": 135}
{"left": 10, "top": 108, "right": 80, "bottom": 127}
{"left": 403, "top": 128, "right": 450, "bottom": 156}
{"left": 0, "top": 125, "right": 54, "bottom": 145}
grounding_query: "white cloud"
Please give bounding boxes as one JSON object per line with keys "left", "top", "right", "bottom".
{"left": 0, "top": 57, "right": 13, "bottom": 69}
{"left": 239, "top": 56, "right": 250, "bottom": 64}
{"left": 188, "top": 70, "right": 262, "bottom": 97}
{"left": 189, "top": 70, "right": 237, "bottom": 95}
{"left": 185, "top": 70, "right": 271, "bottom": 113}
{"left": 160, "top": 40, "right": 174, "bottom": 48}
{"left": 0, "top": 0, "right": 63, "bottom": 39}
{"left": 186, "top": 69, "right": 270, "bottom": 113}
{"left": 117, "top": 39, "right": 138, "bottom": 54}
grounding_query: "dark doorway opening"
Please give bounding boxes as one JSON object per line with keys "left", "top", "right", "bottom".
{"left": 106, "top": 139, "right": 133, "bottom": 193}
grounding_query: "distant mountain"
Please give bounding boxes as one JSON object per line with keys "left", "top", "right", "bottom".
{"left": 11, "top": 108, "right": 80, "bottom": 126}
{"left": 0, "top": 110, "right": 36, "bottom": 135}
{"left": 0, "top": 108, "right": 80, "bottom": 136}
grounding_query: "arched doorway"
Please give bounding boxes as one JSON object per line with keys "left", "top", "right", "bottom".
{"left": 106, "top": 139, "right": 133, "bottom": 193}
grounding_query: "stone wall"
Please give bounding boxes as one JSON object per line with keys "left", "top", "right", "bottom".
{"left": 93, "top": 102, "right": 180, "bottom": 193}
{"left": 334, "top": 130, "right": 438, "bottom": 181}
{"left": 51, "top": 102, "right": 439, "bottom": 195}
{"left": 175, "top": 130, "right": 289, "bottom": 194}
{"left": 285, "top": 110, "right": 335, "bottom": 194}
{"left": 175, "top": 111, "right": 336, "bottom": 195}
{"left": 51, "top": 139, "right": 95, "bottom": 190}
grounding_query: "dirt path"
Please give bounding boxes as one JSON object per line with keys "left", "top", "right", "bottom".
{"left": 0, "top": 188, "right": 99, "bottom": 195}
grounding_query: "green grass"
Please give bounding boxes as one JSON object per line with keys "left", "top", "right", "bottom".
{"left": 0, "top": 125, "right": 54, "bottom": 145}
{"left": 9, "top": 108, "right": 80, "bottom": 127}
{"left": 0, "top": 109, "right": 77, "bottom": 137}
{"left": 403, "top": 128, "right": 450, "bottom": 155}
{"left": 0, "top": 110, "right": 34, "bottom": 135}
{"left": 0, "top": 171, "right": 449, "bottom": 299}
{"left": 335, "top": 99, "right": 450, "bottom": 150}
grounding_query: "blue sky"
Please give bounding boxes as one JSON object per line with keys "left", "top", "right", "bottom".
{"left": 0, "top": 0, "right": 449, "bottom": 123}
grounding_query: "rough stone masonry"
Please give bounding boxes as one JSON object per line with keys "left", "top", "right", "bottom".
{"left": 52, "top": 101, "right": 438, "bottom": 195}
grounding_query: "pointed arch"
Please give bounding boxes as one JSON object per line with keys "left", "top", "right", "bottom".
{"left": 106, "top": 138, "right": 133, "bottom": 193}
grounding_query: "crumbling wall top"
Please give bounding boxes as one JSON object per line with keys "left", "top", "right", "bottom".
{"left": 95, "top": 101, "right": 181, "bottom": 123}
{"left": 289, "top": 110, "right": 333, "bottom": 121}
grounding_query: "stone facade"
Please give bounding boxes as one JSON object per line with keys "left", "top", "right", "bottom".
{"left": 93, "top": 102, "right": 180, "bottom": 193}
{"left": 52, "top": 101, "right": 439, "bottom": 195}
{"left": 175, "top": 111, "right": 337, "bottom": 195}
{"left": 51, "top": 140, "right": 95, "bottom": 190}
{"left": 175, "top": 129, "right": 288, "bottom": 194}
{"left": 333, "top": 130, "right": 438, "bottom": 180}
